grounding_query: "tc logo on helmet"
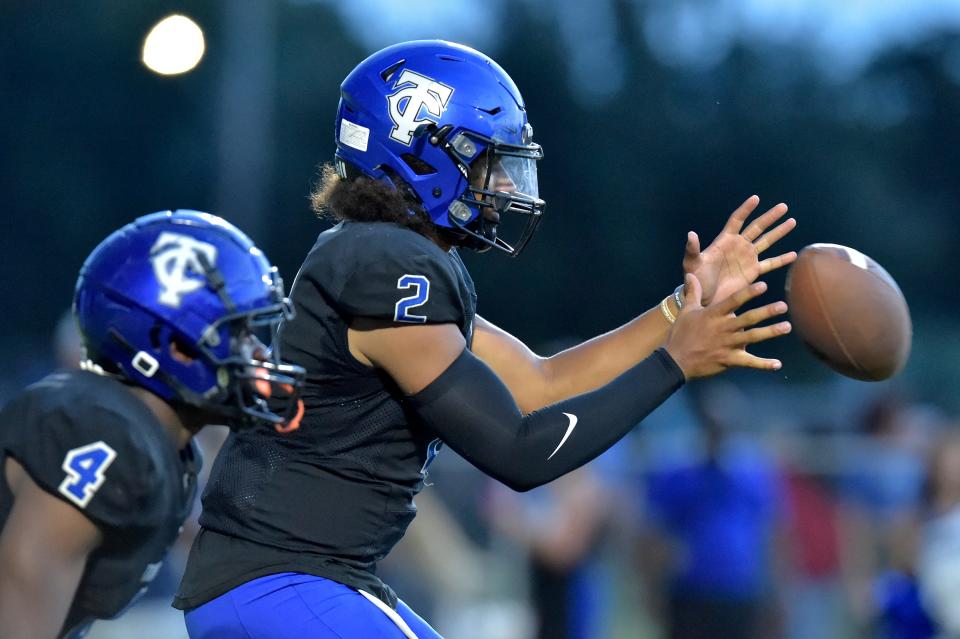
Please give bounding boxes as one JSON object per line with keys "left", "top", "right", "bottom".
{"left": 386, "top": 70, "right": 454, "bottom": 146}
{"left": 150, "top": 232, "right": 218, "bottom": 308}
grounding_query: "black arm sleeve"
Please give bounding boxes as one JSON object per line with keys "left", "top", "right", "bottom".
{"left": 407, "top": 347, "right": 685, "bottom": 491}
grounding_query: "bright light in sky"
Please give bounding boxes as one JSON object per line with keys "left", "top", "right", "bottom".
{"left": 142, "top": 15, "right": 206, "bottom": 76}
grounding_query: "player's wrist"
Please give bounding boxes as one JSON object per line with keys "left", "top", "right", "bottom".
{"left": 659, "top": 295, "right": 677, "bottom": 324}
{"left": 659, "top": 284, "right": 685, "bottom": 325}
{"left": 673, "top": 284, "right": 685, "bottom": 311}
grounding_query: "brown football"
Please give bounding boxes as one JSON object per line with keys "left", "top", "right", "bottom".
{"left": 785, "top": 243, "right": 912, "bottom": 381}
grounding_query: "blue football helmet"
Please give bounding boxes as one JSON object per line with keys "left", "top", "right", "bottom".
{"left": 335, "top": 40, "right": 545, "bottom": 256}
{"left": 74, "top": 210, "right": 305, "bottom": 430}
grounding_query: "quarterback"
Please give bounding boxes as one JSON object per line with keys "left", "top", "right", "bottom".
{"left": 0, "top": 211, "right": 303, "bottom": 638}
{"left": 176, "top": 41, "right": 797, "bottom": 638}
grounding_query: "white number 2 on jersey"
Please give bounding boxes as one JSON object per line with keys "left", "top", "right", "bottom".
{"left": 394, "top": 274, "right": 431, "bottom": 323}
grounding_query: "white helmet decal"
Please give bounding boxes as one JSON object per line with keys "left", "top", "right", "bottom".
{"left": 150, "top": 232, "right": 218, "bottom": 307}
{"left": 386, "top": 69, "right": 454, "bottom": 146}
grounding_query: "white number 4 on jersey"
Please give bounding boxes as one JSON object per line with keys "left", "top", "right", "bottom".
{"left": 58, "top": 441, "right": 118, "bottom": 508}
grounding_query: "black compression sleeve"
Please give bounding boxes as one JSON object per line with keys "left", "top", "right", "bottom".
{"left": 407, "top": 347, "right": 685, "bottom": 491}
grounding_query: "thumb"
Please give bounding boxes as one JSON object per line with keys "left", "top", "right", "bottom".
{"left": 684, "top": 231, "right": 700, "bottom": 263}
{"left": 683, "top": 272, "right": 703, "bottom": 309}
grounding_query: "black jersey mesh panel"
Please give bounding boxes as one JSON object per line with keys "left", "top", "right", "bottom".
{"left": 206, "top": 431, "right": 289, "bottom": 525}
{"left": 328, "top": 400, "right": 396, "bottom": 476}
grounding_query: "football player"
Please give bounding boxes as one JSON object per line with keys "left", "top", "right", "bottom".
{"left": 0, "top": 211, "right": 304, "bottom": 639}
{"left": 176, "top": 41, "right": 797, "bottom": 638}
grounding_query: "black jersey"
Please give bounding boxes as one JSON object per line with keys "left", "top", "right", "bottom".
{"left": 175, "top": 221, "right": 477, "bottom": 609}
{"left": 0, "top": 370, "right": 200, "bottom": 638}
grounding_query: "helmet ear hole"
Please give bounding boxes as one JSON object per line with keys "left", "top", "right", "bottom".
{"left": 401, "top": 154, "right": 437, "bottom": 176}
{"left": 169, "top": 336, "right": 200, "bottom": 365}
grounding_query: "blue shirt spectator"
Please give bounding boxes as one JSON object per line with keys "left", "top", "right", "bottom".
{"left": 646, "top": 442, "right": 782, "bottom": 600}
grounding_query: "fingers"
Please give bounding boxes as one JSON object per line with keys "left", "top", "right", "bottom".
{"left": 724, "top": 310, "right": 791, "bottom": 371}
{"left": 732, "top": 301, "right": 788, "bottom": 330}
{"left": 732, "top": 321, "right": 792, "bottom": 346}
{"left": 715, "top": 280, "right": 767, "bottom": 315}
{"left": 721, "top": 195, "right": 760, "bottom": 235}
{"left": 667, "top": 278, "right": 789, "bottom": 377}
{"left": 725, "top": 350, "right": 784, "bottom": 371}
{"left": 719, "top": 297, "right": 791, "bottom": 373}
{"left": 742, "top": 202, "right": 789, "bottom": 241}
{"left": 753, "top": 216, "right": 796, "bottom": 254}
{"left": 759, "top": 250, "right": 798, "bottom": 275}
{"left": 684, "top": 231, "right": 701, "bottom": 261}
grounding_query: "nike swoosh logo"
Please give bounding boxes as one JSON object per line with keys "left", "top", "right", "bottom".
{"left": 547, "top": 413, "right": 578, "bottom": 460}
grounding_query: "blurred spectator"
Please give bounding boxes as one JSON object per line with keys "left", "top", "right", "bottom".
{"left": 481, "top": 336, "right": 632, "bottom": 639}
{"left": 779, "top": 426, "right": 848, "bottom": 639}
{"left": 380, "top": 487, "right": 486, "bottom": 623}
{"left": 838, "top": 394, "right": 931, "bottom": 630}
{"left": 865, "top": 425, "right": 960, "bottom": 639}
{"left": 874, "top": 570, "right": 936, "bottom": 639}
{"left": 637, "top": 383, "right": 785, "bottom": 639}
{"left": 378, "top": 451, "right": 534, "bottom": 639}
{"left": 914, "top": 429, "right": 960, "bottom": 637}
{"left": 486, "top": 446, "right": 625, "bottom": 639}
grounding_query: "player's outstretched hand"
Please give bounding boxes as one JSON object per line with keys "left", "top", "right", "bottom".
{"left": 664, "top": 273, "right": 791, "bottom": 380}
{"left": 683, "top": 195, "right": 797, "bottom": 306}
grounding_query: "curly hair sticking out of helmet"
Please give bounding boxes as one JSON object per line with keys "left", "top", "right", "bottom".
{"left": 310, "top": 163, "right": 440, "bottom": 242}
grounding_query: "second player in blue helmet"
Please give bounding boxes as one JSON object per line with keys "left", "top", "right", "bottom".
{"left": 0, "top": 210, "right": 305, "bottom": 638}
{"left": 75, "top": 209, "right": 304, "bottom": 428}
{"left": 334, "top": 39, "right": 545, "bottom": 256}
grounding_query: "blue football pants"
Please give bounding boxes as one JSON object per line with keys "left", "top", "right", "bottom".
{"left": 184, "top": 572, "right": 443, "bottom": 639}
